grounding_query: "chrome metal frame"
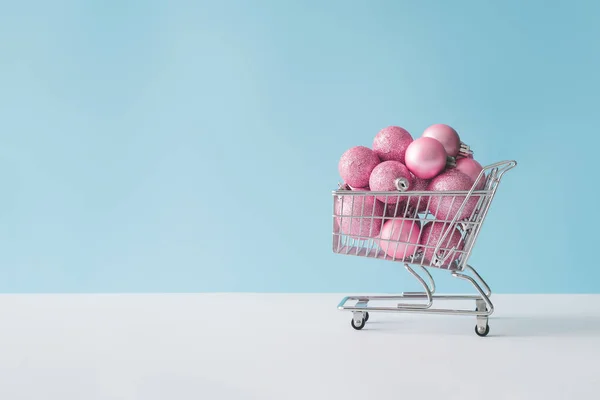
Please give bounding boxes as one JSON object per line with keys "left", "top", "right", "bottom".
{"left": 332, "top": 160, "right": 517, "bottom": 336}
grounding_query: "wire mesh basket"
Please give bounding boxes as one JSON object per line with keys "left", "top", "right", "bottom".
{"left": 332, "top": 160, "right": 517, "bottom": 336}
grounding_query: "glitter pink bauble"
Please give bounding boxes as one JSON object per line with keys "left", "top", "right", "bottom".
{"left": 338, "top": 146, "right": 380, "bottom": 188}
{"left": 385, "top": 201, "right": 410, "bottom": 218}
{"left": 372, "top": 126, "right": 414, "bottom": 164}
{"left": 386, "top": 174, "right": 431, "bottom": 217}
{"left": 403, "top": 174, "right": 431, "bottom": 213}
{"left": 384, "top": 201, "right": 414, "bottom": 219}
{"left": 377, "top": 219, "right": 421, "bottom": 260}
{"left": 369, "top": 161, "right": 414, "bottom": 204}
{"left": 420, "top": 221, "right": 465, "bottom": 267}
{"left": 405, "top": 137, "right": 448, "bottom": 180}
{"left": 427, "top": 169, "right": 480, "bottom": 221}
{"left": 334, "top": 192, "right": 385, "bottom": 239}
{"left": 422, "top": 124, "right": 461, "bottom": 157}
{"left": 456, "top": 158, "right": 485, "bottom": 190}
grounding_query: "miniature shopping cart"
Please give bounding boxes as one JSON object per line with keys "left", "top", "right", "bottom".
{"left": 332, "top": 160, "right": 517, "bottom": 336}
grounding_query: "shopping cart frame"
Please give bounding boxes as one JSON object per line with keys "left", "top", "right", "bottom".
{"left": 332, "top": 160, "right": 517, "bottom": 336}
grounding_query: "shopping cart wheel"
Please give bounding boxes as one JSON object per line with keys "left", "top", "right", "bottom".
{"left": 475, "top": 324, "right": 490, "bottom": 337}
{"left": 364, "top": 312, "right": 370, "bottom": 322}
{"left": 351, "top": 318, "right": 366, "bottom": 330}
{"left": 351, "top": 313, "right": 367, "bottom": 330}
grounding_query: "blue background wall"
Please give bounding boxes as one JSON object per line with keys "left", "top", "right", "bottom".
{"left": 1, "top": 0, "right": 598, "bottom": 293}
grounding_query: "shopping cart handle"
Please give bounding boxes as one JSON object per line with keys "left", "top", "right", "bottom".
{"left": 481, "top": 160, "right": 517, "bottom": 174}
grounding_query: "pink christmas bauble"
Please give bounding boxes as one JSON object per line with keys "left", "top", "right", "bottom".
{"left": 403, "top": 174, "right": 431, "bottom": 213}
{"left": 427, "top": 169, "right": 480, "bottom": 221}
{"left": 405, "top": 137, "right": 448, "bottom": 180}
{"left": 386, "top": 174, "right": 430, "bottom": 217}
{"left": 369, "top": 161, "right": 414, "bottom": 204}
{"left": 420, "top": 222, "right": 465, "bottom": 267}
{"left": 385, "top": 202, "right": 407, "bottom": 218}
{"left": 422, "top": 124, "right": 461, "bottom": 157}
{"left": 377, "top": 218, "right": 421, "bottom": 260}
{"left": 384, "top": 203, "right": 415, "bottom": 219}
{"left": 338, "top": 146, "right": 380, "bottom": 188}
{"left": 334, "top": 192, "right": 385, "bottom": 239}
{"left": 372, "top": 126, "right": 414, "bottom": 164}
{"left": 455, "top": 158, "right": 485, "bottom": 190}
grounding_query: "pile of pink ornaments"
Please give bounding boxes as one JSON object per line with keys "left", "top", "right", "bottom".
{"left": 336, "top": 124, "right": 486, "bottom": 265}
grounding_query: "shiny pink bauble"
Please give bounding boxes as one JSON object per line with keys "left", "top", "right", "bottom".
{"left": 372, "top": 126, "right": 413, "bottom": 164}
{"left": 420, "top": 222, "right": 465, "bottom": 267}
{"left": 456, "top": 158, "right": 485, "bottom": 190}
{"left": 338, "top": 146, "right": 380, "bottom": 188}
{"left": 405, "top": 137, "right": 448, "bottom": 180}
{"left": 377, "top": 218, "right": 421, "bottom": 260}
{"left": 369, "top": 161, "right": 414, "bottom": 204}
{"left": 427, "top": 169, "right": 480, "bottom": 221}
{"left": 334, "top": 192, "right": 385, "bottom": 239}
{"left": 422, "top": 124, "right": 461, "bottom": 157}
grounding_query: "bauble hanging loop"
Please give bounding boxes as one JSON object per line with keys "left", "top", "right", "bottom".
{"left": 446, "top": 156, "right": 457, "bottom": 168}
{"left": 458, "top": 142, "right": 473, "bottom": 158}
{"left": 394, "top": 177, "right": 410, "bottom": 192}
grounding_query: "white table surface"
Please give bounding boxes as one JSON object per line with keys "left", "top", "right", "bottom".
{"left": 0, "top": 294, "right": 598, "bottom": 400}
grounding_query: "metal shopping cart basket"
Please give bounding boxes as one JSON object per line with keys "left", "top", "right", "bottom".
{"left": 332, "top": 160, "right": 517, "bottom": 336}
